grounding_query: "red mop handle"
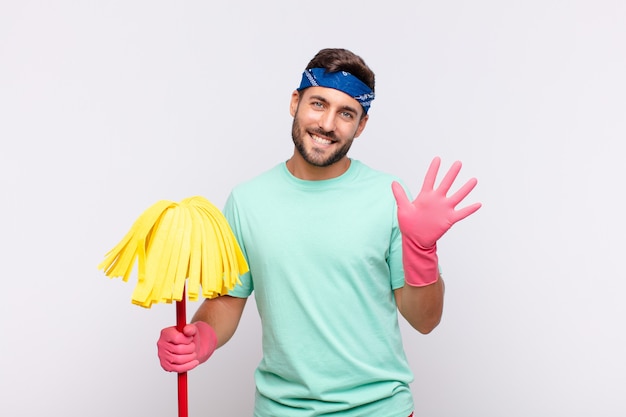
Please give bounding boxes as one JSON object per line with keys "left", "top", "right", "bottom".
{"left": 176, "top": 285, "right": 188, "bottom": 417}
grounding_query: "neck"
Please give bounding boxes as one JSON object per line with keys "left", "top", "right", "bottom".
{"left": 285, "top": 153, "right": 351, "bottom": 181}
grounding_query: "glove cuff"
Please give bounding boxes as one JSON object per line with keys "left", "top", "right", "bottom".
{"left": 194, "top": 321, "right": 218, "bottom": 364}
{"left": 402, "top": 238, "right": 439, "bottom": 287}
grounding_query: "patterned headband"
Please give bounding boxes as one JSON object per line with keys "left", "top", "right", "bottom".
{"left": 297, "top": 67, "right": 375, "bottom": 114}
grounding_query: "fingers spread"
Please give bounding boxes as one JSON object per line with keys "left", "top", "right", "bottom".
{"left": 437, "top": 161, "right": 463, "bottom": 194}
{"left": 420, "top": 156, "right": 441, "bottom": 193}
{"left": 391, "top": 181, "right": 411, "bottom": 208}
{"left": 451, "top": 202, "right": 482, "bottom": 224}
{"left": 449, "top": 177, "right": 479, "bottom": 206}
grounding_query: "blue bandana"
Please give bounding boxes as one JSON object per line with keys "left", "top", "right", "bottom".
{"left": 297, "top": 67, "right": 375, "bottom": 114}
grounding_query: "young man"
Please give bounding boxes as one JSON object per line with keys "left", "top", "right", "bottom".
{"left": 157, "top": 48, "right": 481, "bottom": 416}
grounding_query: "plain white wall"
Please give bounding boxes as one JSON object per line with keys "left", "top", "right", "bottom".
{"left": 1, "top": 1, "right": 624, "bottom": 416}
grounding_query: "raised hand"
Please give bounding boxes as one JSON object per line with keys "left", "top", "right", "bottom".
{"left": 392, "top": 156, "right": 481, "bottom": 248}
{"left": 392, "top": 156, "right": 481, "bottom": 286}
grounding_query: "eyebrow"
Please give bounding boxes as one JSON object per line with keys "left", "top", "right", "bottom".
{"left": 309, "top": 94, "right": 360, "bottom": 116}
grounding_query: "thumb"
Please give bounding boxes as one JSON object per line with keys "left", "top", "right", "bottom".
{"left": 182, "top": 323, "right": 198, "bottom": 338}
{"left": 391, "top": 181, "right": 411, "bottom": 209}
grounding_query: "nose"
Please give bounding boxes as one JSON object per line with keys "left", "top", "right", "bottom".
{"left": 318, "top": 110, "right": 336, "bottom": 133}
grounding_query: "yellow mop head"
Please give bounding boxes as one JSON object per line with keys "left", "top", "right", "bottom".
{"left": 98, "top": 196, "right": 249, "bottom": 308}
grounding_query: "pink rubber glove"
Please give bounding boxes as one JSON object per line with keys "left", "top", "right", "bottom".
{"left": 392, "top": 156, "right": 482, "bottom": 287}
{"left": 157, "top": 321, "right": 218, "bottom": 373}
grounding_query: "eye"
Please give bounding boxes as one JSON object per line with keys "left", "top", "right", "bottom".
{"left": 340, "top": 111, "right": 354, "bottom": 119}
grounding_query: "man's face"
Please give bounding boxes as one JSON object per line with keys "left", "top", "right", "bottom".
{"left": 290, "top": 86, "right": 368, "bottom": 168}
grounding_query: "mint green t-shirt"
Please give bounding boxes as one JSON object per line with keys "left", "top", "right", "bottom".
{"left": 223, "top": 160, "right": 414, "bottom": 417}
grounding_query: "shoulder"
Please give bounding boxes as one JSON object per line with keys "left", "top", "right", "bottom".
{"left": 350, "top": 159, "right": 403, "bottom": 187}
{"left": 231, "top": 163, "right": 285, "bottom": 194}
{"left": 348, "top": 160, "right": 414, "bottom": 202}
{"left": 224, "top": 163, "right": 290, "bottom": 215}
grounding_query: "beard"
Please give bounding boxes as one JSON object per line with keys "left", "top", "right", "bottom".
{"left": 291, "top": 116, "right": 355, "bottom": 168}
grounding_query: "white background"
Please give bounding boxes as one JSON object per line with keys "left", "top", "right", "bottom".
{"left": 1, "top": 1, "right": 625, "bottom": 416}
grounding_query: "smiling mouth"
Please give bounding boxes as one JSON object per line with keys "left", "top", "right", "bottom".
{"left": 311, "top": 133, "right": 334, "bottom": 145}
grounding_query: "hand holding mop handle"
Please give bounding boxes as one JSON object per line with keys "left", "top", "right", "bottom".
{"left": 157, "top": 317, "right": 218, "bottom": 373}
{"left": 176, "top": 292, "right": 219, "bottom": 417}
{"left": 174, "top": 290, "right": 217, "bottom": 417}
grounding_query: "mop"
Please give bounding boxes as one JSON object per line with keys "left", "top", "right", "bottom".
{"left": 98, "top": 195, "right": 249, "bottom": 417}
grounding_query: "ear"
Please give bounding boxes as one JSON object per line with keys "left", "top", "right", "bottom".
{"left": 289, "top": 90, "right": 300, "bottom": 117}
{"left": 353, "top": 114, "right": 369, "bottom": 138}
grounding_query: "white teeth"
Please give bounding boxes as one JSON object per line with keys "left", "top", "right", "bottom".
{"left": 312, "top": 135, "right": 332, "bottom": 145}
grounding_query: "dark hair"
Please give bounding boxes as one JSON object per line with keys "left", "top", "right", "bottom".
{"left": 305, "top": 48, "right": 375, "bottom": 92}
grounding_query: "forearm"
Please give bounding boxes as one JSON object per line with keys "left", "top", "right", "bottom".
{"left": 397, "top": 276, "right": 445, "bottom": 334}
{"left": 191, "top": 295, "right": 247, "bottom": 348}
